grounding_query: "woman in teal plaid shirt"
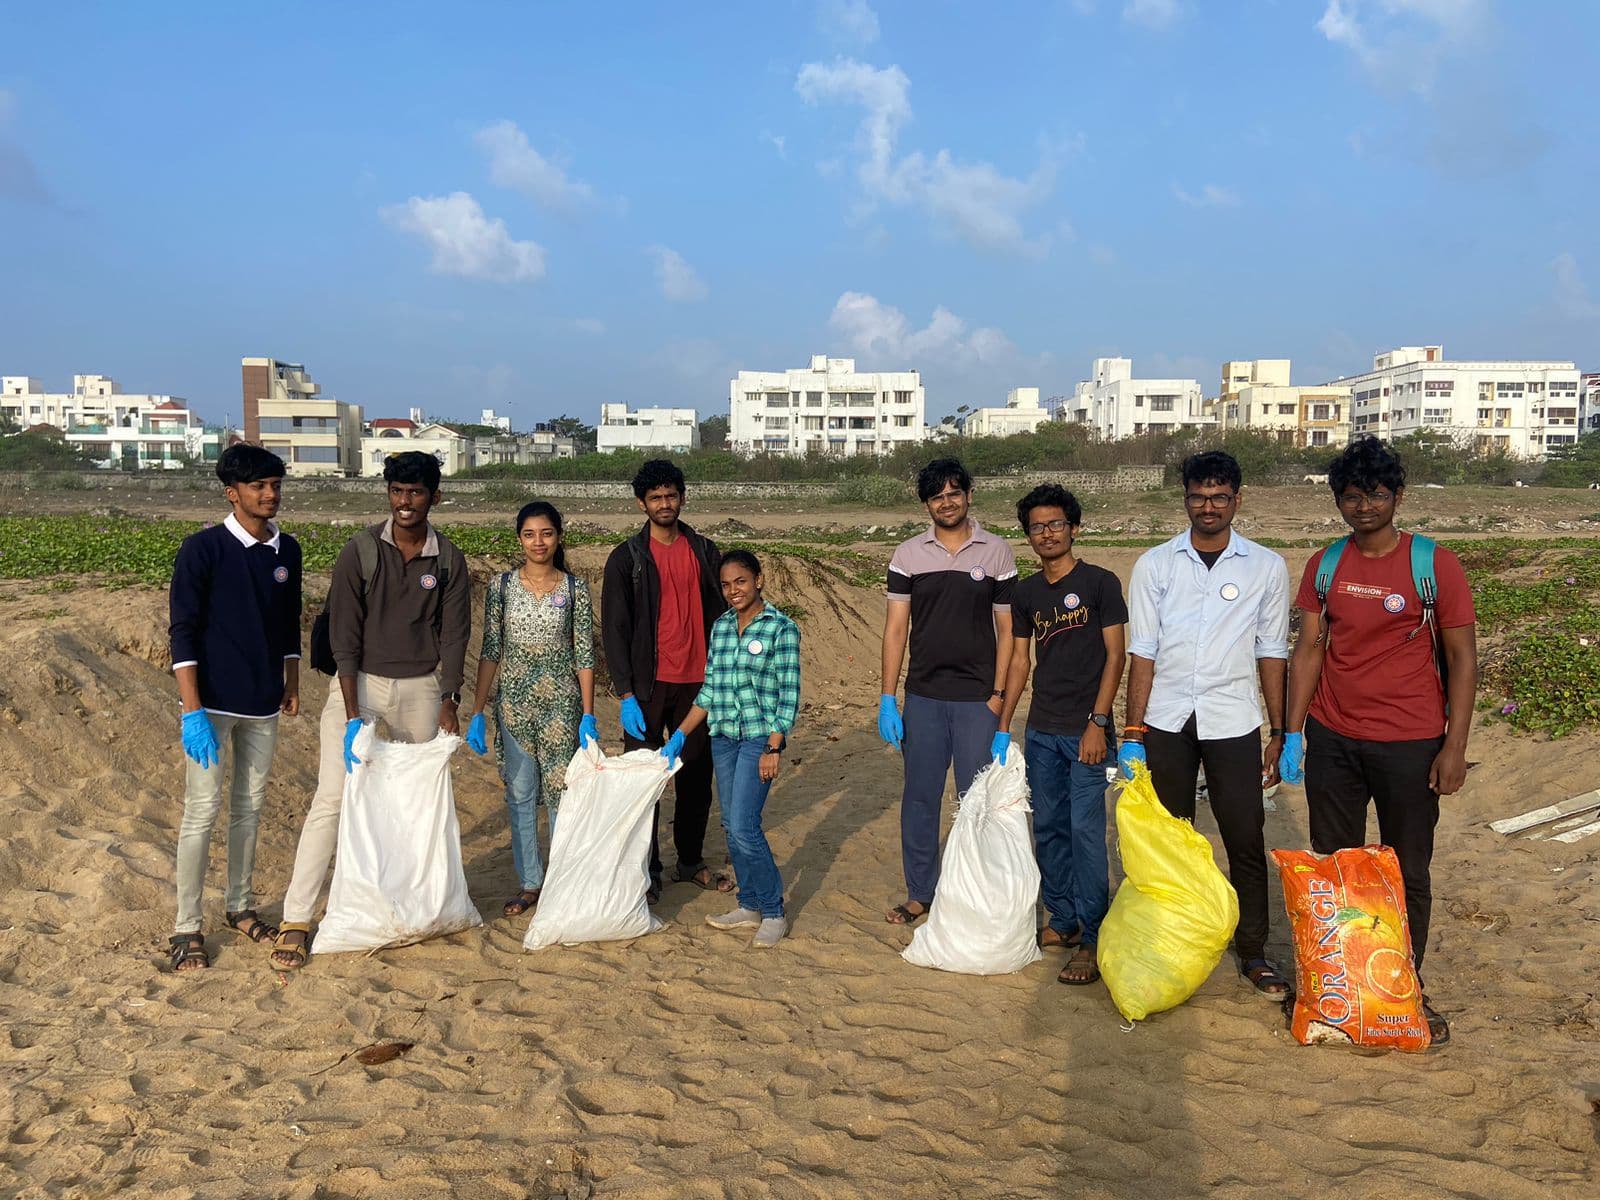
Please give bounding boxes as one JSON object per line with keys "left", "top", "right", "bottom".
{"left": 661, "top": 550, "right": 800, "bottom": 948}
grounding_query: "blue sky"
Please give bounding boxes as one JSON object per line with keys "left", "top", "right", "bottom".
{"left": 3, "top": 1, "right": 1597, "bottom": 429}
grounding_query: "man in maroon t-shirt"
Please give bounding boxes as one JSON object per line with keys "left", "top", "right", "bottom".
{"left": 601, "top": 459, "right": 730, "bottom": 899}
{"left": 1282, "top": 436, "right": 1478, "bottom": 1046}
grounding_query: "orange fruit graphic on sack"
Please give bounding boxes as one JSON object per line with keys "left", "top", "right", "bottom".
{"left": 1271, "top": 846, "right": 1431, "bottom": 1052}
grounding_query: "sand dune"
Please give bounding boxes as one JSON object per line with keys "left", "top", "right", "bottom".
{"left": 1, "top": 550, "right": 1597, "bottom": 1198}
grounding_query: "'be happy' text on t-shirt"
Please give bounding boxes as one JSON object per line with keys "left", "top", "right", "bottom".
{"left": 1009, "top": 562, "right": 1128, "bottom": 734}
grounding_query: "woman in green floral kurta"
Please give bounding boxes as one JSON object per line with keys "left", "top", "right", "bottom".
{"left": 466, "top": 502, "right": 597, "bottom": 916}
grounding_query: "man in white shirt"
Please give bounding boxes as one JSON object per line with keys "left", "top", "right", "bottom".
{"left": 1118, "top": 451, "right": 1291, "bottom": 999}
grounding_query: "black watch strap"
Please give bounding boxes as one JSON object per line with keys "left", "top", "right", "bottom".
{"left": 1269, "top": 727, "right": 1285, "bottom": 737}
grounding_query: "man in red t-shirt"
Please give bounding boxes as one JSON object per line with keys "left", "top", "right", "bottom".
{"left": 1281, "top": 436, "right": 1479, "bottom": 1046}
{"left": 601, "top": 459, "right": 730, "bottom": 899}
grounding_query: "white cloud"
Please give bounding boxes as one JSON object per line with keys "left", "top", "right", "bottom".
{"left": 474, "top": 119, "right": 597, "bottom": 213}
{"left": 381, "top": 192, "right": 546, "bottom": 283}
{"left": 1316, "top": 0, "right": 1488, "bottom": 93}
{"left": 648, "top": 245, "right": 709, "bottom": 302}
{"left": 1123, "top": 0, "right": 1183, "bottom": 31}
{"left": 829, "top": 292, "right": 1018, "bottom": 367}
{"left": 796, "top": 58, "right": 1057, "bottom": 255}
{"left": 818, "top": 0, "right": 880, "bottom": 45}
{"left": 1173, "top": 183, "right": 1241, "bottom": 208}
{"left": 1553, "top": 253, "right": 1600, "bottom": 322}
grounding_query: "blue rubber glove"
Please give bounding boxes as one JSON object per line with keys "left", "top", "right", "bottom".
{"left": 877, "top": 694, "right": 903, "bottom": 749}
{"left": 990, "top": 730, "right": 1011, "bottom": 765}
{"left": 180, "top": 710, "right": 219, "bottom": 770}
{"left": 1279, "top": 730, "right": 1305, "bottom": 786}
{"left": 1117, "top": 740, "right": 1147, "bottom": 781}
{"left": 579, "top": 713, "right": 599, "bottom": 749}
{"left": 465, "top": 712, "right": 488, "bottom": 756}
{"left": 620, "top": 695, "right": 647, "bottom": 741}
{"left": 661, "top": 729, "right": 685, "bottom": 769}
{"left": 343, "top": 718, "right": 365, "bottom": 773}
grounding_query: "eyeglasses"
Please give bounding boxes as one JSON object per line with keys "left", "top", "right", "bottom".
{"left": 927, "top": 489, "right": 966, "bottom": 504}
{"left": 1337, "top": 490, "right": 1396, "bottom": 509}
{"left": 1026, "top": 519, "right": 1071, "bottom": 536}
{"left": 1184, "top": 492, "right": 1237, "bottom": 509}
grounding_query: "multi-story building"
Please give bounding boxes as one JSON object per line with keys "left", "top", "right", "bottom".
{"left": 728, "top": 355, "right": 925, "bottom": 457}
{"left": 1, "top": 374, "right": 221, "bottom": 468}
{"left": 360, "top": 419, "right": 471, "bottom": 478}
{"left": 465, "top": 425, "right": 577, "bottom": 467}
{"left": 596, "top": 403, "right": 700, "bottom": 453}
{"left": 1581, "top": 373, "right": 1600, "bottom": 435}
{"left": 1065, "top": 358, "right": 1210, "bottom": 440}
{"left": 1327, "top": 346, "right": 1581, "bottom": 458}
{"left": 1214, "top": 359, "right": 1351, "bottom": 449}
{"left": 241, "top": 357, "right": 363, "bottom": 476}
{"left": 963, "top": 387, "right": 1050, "bottom": 438}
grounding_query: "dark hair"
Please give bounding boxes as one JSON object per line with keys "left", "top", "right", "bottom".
{"left": 1015, "top": 483, "right": 1082, "bottom": 531}
{"left": 720, "top": 548, "right": 762, "bottom": 579}
{"left": 216, "top": 443, "right": 285, "bottom": 486}
{"left": 383, "top": 449, "right": 442, "bottom": 492}
{"left": 632, "top": 458, "right": 686, "bottom": 500}
{"left": 1328, "top": 435, "right": 1405, "bottom": 497}
{"left": 916, "top": 458, "right": 972, "bottom": 502}
{"left": 1180, "top": 450, "right": 1242, "bottom": 493}
{"left": 515, "top": 501, "right": 568, "bottom": 573}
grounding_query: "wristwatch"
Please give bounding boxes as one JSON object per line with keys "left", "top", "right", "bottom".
{"left": 1089, "top": 713, "right": 1111, "bottom": 729}
{"left": 764, "top": 736, "right": 787, "bottom": 754}
{"left": 991, "top": 689, "right": 1006, "bottom": 701}
{"left": 441, "top": 690, "right": 462, "bottom": 705}
{"left": 1268, "top": 727, "right": 1284, "bottom": 737}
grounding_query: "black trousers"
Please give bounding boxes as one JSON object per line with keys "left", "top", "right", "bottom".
{"left": 1305, "top": 714, "right": 1443, "bottom": 972}
{"left": 1146, "top": 714, "right": 1269, "bottom": 962}
{"left": 624, "top": 680, "right": 715, "bottom": 884}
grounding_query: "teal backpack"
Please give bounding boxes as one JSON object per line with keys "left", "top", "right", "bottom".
{"left": 1312, "top": 532, "right": 1449, "bottom": 700}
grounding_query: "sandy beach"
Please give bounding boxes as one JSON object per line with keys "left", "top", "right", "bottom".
{"left": 2, "top": 486, "right": 1598, "bottom": 1199}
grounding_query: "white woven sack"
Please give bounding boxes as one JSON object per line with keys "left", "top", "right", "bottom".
{"left": 523, "top": 745, "right": 677, "bottom": 950}
{"left": 314, "top": 727, "right": 482, "bottom": 953}
{"left": 902, "top": 754, "right": 1043, "bottom": 976}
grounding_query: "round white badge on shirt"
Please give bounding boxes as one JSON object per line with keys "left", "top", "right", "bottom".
{"left": 273, "top": 565, "right": 289, "bottom": 583}
{"left": 1064, "top": 592, "right": 1081, "bottom": 610}
{"left": 969, "top": 566, "right": 986, "bottom": 582}
{"left": 420, "top": 574, "right": 438, "bottom": 590}
{"left": 551, "top": 590, "right": 568, "bottom": 608}
{"left": 1220, "top": 582, "right": 1240, "bottom": 602}
{"left": 748, "top": 639, "right": 764, "bottom": 656}
{"left": 1384, "top": 593, "right": 1406, "bottom": 613}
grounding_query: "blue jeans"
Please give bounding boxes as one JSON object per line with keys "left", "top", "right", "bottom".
{"left": 710, "top": 735, "right": 783, "bottom": 918}
{"left": 1023, "top": 729, "right": 1112, "bottom": 946}
{"left": 901, "top": 694, "right": 998, "bottom": 905}
{"left": 502, "top": 725, "right": 559, "bottom": 891}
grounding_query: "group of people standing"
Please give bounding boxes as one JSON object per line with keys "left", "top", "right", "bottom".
{"left": 877, "top": 444, "right": 1474, "bottom": 1044}
{"left": 169, "top": 439, "right": 1475, "bottom": 1043}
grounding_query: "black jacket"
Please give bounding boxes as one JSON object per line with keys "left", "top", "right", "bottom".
{"left": 601, "top": 522, "right": 726, "bottom": 702}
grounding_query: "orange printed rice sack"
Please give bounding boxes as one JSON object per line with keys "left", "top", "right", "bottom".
{"left": 1272, "top": 846, "right": 1431, "bottom": 1052}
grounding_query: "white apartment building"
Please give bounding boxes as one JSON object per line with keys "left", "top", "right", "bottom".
{"left": 1327, "top": 346, "right": 1581, "bottom": 459}
{"left": 1581, "top": 373, "right": 1600, "bottom": 435}
{"left": 1214, "top": 359, "right": 1351, "bottom": 449}
{"left": 1, "top": 374, "right": 221, "bottom": 468}
{"left": 360, "top": 419, "right": 471, "bottom": 478}
{"left": 1065, "top": 358, "right": 1210, "bottom": 440}
{"left": 467, "top": 426, "right": 577, "bottom": 467}
{"left": 728, "top": 355, "right": 925, "bottom": 457}
{"left": 596, "top": 403, "right": 699, "bottom": 453}
{"left": 241, "top": 358, "right": 363, "bottom": 477}
{"left": 964, "top": 387, "right": 1050, "bottom": 438}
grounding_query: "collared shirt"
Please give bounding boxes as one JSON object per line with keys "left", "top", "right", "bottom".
{"left": 693, "top": 605, "right": 801, "bottom": 740}
{"left": 886, "top": 519, "right": 1018, "bottom": 702}
{"left": 223, "top": 511, "right": 282, "bottom": 554}
{"left": 1127, "top": 528, "right": 1289, "bottom": 740}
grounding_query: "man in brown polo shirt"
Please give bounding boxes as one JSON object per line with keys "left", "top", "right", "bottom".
{"left": 269, "top": 451, "right": 471, "bottom": 970}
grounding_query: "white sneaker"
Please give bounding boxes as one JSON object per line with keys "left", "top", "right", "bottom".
{"left": 751, "top": 917, "right": 788, "bottom": 948}
{"left": 706, "top": 907, "right": 761, "bottom": 930}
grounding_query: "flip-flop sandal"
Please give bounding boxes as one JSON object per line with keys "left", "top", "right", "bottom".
{"left": 675, "top": 864, "right": 734, "bottom": 893}
{"left": 1241, "top": 957, "right": 1291, "bottom": 1000}
{"left": 502, "top": 889, "right": 541, "bottom": 917}
{"left": 168, "top": 933, "right": 209, "bottom": 972}
{"left": 886, "top": 903, "right": 927, "bottom": 926}
{"left": 1037, "top": 926, "right": 1083, "bottom": 950}
{"left": 226, "top": 909, "right": 280, "bottom": 944}
{"left": 1423, "top": 998, "right": 1451, "bottom": 1047}
{"left": 1057, "top": 947, "right": 1100, "bottom": 986}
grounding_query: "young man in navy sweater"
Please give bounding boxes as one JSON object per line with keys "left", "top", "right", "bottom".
{"left": 167, "top": 444, "right": 302, "bottom": 972}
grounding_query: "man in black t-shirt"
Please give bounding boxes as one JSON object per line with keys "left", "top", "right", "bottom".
{"left": 997, "top": 484, "right": 1128, "bottom": 987}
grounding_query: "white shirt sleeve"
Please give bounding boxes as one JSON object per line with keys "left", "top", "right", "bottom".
{"left": 1254, "top": 553, "right": 1291, "bottom": 659}
{"left": 1127, "top": 549, "right": 1161, "bottom": 660}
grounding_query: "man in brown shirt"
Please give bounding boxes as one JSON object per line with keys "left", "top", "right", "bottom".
{"left": 270, "top": 452, "right": 470, "bottom": 969}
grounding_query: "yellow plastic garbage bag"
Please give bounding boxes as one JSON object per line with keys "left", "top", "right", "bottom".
{"left": 1098, "top": 761, "right": 1239, "bottom": 1021}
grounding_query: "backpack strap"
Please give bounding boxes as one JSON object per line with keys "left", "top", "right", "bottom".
{"left": 355, "top": 528, "right": 380, "bottom": 597}
{"left": 1311, "top": 536, "right": 1348, "bottom": 647}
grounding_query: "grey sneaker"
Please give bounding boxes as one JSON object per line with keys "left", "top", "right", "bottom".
{"left": 706, "top": 907, "right": 761, "bottom": 930}
{"left": 751, "top": 917, "right": 788, "bottom": 948}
